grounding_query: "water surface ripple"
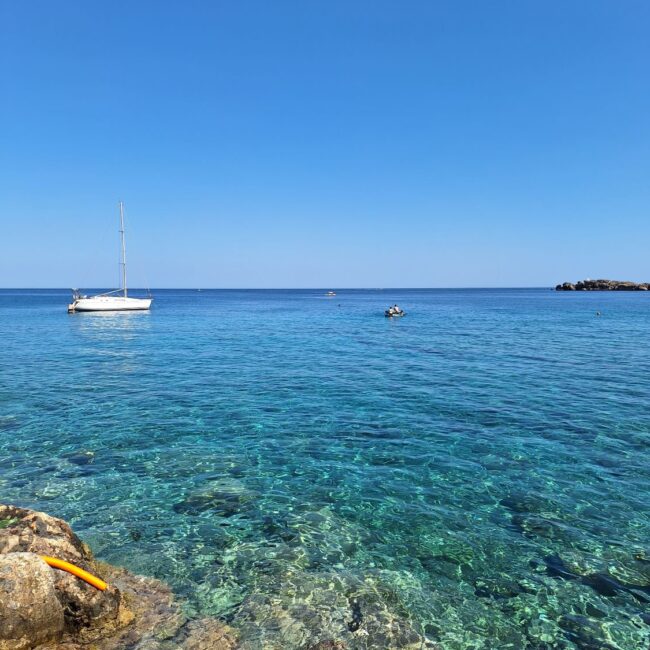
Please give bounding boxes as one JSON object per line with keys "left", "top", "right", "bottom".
{"left": 1, "top": 289, "right": 649, "bottom": 648}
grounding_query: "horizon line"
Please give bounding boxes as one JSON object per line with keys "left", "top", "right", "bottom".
{"left": 1, "top": 286, "right": 560, "bottom": 290}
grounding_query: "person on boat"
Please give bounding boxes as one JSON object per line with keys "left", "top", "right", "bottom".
{"left": 393, "top": 304, "right": 401, "bottom": 314}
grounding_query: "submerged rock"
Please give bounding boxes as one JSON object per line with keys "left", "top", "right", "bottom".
{"left": 510, "top": 513, "right": 576, "bottom": 542}
{"left": 346, "top": 597, "right": 363, "bottom": 632}
{"left": 558, "top": 614, "right": 618, "bottom": 650}
{"left": 500, "top": 492, "right": 557, "bottom": 515}
{"left": 0, "top": 504, "right": 238, "bottom": 649}
{"left": 173, "top": 480, "right": 258, "bottom": 517}
{"left": 173, "top": 492, "right": 244, "bottom": 517}
{"left": 63, "top": 451, "right": 95, "bottom": 466}
{"left": 234, "top": 569, "right": 437, "bottom": 649}
{"left": 420, "top": 536, "right": 475, "bottom": 567}
{"left": 473, "top": 577, "right": 523, "bottom": 600}
{"left": 542, "top": 553, "right": 650, "bottom": 604}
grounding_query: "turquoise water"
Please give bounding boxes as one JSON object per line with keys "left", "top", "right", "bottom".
{"left": 1, "top": 289, "right": 649, "bottom": 649}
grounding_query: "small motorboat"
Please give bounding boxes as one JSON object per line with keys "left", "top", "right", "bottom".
{"left": 326, "top": 291, "right": 336, "bottom": 296}
{"left": 385, "top": 308, "right": 406, "bottom": 318}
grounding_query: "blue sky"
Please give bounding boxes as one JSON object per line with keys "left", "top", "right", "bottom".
{"left": 1, "top": 1, "right": 648, "bottom": 288}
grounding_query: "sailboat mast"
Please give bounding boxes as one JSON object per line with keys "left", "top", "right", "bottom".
{"left": 119, "top": 201, "right": 127, "bottom": 298}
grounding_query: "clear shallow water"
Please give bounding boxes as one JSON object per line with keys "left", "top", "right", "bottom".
{"left": 1, "top": 289, "right": 649, "bottom": 649}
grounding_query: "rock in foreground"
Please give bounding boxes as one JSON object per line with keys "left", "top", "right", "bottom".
{"left": 0, "top": 553, "right": 65, "bottom": 649}
{"left": 556, "top": 279, "right": 650, "bottom": 291}
{"left": 0, "top": 504, "right": 238, "bottom": 650}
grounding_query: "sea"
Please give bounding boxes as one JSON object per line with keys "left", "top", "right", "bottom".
{"left": 1, "top": 288, "right": 649, "bottom": 649}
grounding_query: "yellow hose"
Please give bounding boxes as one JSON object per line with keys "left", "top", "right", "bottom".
{"left": 41, "top": 555, "right": 108, "bottom": 591}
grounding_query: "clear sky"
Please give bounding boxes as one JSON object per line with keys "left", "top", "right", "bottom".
{"left": 1, "top": 1, "right": 648, "bottom": 288}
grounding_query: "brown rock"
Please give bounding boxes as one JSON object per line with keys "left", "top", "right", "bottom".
{"left": 0, "top": 552, "right": 65, "bottom": 649}
{"left": 177, "top": 618, "right": 239, "bottom": 650}
{"left": 0, "top": 505, "right": 239, "bottom": 649}
{"left": 0, "top": 505, "right": 120, "bottom": 633}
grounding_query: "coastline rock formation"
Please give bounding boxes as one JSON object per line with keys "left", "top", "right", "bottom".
{"left": 0, "top": 504, "right": 439, "bottom": 649}
{"left": 0, "top": 504, "right": 238, "bottom": 650}
{"left": 555, "top": 279, "right": 650, "bottom": 291}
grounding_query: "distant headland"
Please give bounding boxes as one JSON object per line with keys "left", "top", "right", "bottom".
{"left": 556, "top": 279, "right": 650, "bottom": 291}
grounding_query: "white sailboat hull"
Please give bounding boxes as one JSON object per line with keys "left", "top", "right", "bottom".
{"left": 69, "top": 296, "right": 152, "bottom": 312}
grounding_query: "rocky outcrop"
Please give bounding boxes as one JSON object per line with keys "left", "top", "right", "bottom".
{"left": 0, "top": 504, "right": 441, "bottom": 649}
{"left": 0, "top": 505, "right": 238, "bottom": 650}
{"left": 0, "top": 553, "right": 65, "bottom": 649}
{"left": 556, "top": 279, "right": 650, "bottom": 291}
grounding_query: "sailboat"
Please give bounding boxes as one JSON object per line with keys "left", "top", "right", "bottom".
{"left": 68, "top": 202, "right": 153, "bottom": 313}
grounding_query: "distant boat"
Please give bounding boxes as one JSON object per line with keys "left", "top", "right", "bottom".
{"left": 326, "top": 291, "right": 336, "bottom": 296}
{"left": 68, "top": 202, "right": 152, "bottom": 313}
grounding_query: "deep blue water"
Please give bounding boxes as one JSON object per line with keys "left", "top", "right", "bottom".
{"left": 1, "top": 289, "right": 649, "bottom": 649}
